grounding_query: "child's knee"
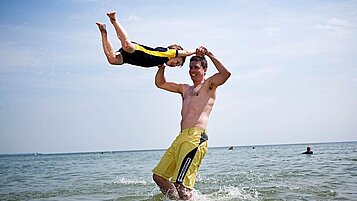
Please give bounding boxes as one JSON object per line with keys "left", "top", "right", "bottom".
{"left": 108, "top": 59, "right": 120, "bottom": 65}
{"left": 107, "top": 54, "right": 122, "bottom": 65}
{"left": 121, "top": 41, "right": 135, "bottom": 53}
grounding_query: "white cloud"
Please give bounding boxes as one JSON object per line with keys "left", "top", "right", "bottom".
{"left": 314, "top": 18, "right": 352, "bottom": 37}
{"left": 327, "top": 18, "right": 351, "bottom": 26}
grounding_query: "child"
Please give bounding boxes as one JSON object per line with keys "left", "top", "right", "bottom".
{"left": 96, "top": 11, "right": 195, "bottom": 68}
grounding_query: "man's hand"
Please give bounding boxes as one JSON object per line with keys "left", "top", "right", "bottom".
{"left": 196, "top": 46, "right": 207, "bottom": 57}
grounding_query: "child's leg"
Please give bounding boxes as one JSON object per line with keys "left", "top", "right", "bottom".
{"left": 107, "top": 11, "right": 136, "bottom": 53}
{"left": 96, "top": 22, "right": 123, "bottom": 65}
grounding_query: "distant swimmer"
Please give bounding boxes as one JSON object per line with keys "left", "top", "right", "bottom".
{"left": 302, "top": 146, "right": 313, "bottom": 154}
{"left": 96, "top": 11, "right": 196, "bottom": 68}
{"left": 228, "top": 146, "right": 234, "bottom": 150}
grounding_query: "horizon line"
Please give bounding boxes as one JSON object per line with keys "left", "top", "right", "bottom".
{"left": 1, "top": 140, "right": 356, "bottom": 156}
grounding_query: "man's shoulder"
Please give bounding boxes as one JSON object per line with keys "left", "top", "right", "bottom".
{"left": 180, "top": 83, "right": 191, "bottom": 91}
{"left": 181, "top": 83, "right": 191, "bottom": 88}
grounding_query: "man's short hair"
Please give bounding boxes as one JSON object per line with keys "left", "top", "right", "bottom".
{"left": 190, "top": 56, "right": 208, "bottom": 69}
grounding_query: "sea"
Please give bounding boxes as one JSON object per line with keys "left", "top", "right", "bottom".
{"left": 1, "top": 141, "right": 356, "bottom": 201}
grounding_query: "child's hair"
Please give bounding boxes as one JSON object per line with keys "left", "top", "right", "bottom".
{"left": 190, "top": 56, "right": 208, "bottom": 69}
{"left": 168, "top": 44, "right": 186, "bottom": 66}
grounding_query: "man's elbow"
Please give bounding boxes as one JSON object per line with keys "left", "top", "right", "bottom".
{"left": 155, "top": 81, "right": 165, "bottom": 89}
{"left": 224, "top": 71, "right": 231, "bottom": 81}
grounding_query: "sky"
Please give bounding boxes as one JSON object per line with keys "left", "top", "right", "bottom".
{"left": 0, "top": 0, "right": 356, "bottom": 154}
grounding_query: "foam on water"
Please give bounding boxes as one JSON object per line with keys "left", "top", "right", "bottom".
{"left": 192, "top": 186, "right": 259, "bottom": 201}
{"left": 111, "top": 177, "right": 149, "bottom": 186}
{"left": 144, "top": 186, "right": 258, "bottom": 201}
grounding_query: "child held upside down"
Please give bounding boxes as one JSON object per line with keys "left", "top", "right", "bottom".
{"left": 96, "top": 11, "right": 196, "bottom": 68}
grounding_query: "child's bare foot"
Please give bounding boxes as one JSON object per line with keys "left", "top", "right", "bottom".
{"left": 96, "top": 22, "right": 106, "bottom": 32}
{"left": 107, "top": 11, "right": 116, "bottom": 21}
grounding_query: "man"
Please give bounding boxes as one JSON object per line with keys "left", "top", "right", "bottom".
{"left": 152, "top": 46, "right": 231, "bottom": 200}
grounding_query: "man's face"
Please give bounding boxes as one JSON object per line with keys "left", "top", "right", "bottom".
{"left": 189, "top": 61, "right": 206, "bottom": 81}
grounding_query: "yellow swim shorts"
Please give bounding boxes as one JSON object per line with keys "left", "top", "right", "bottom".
{"left": 152, "top": 127, "right": 208, "bottom": 189}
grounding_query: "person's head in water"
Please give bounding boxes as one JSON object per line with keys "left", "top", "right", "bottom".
{"left": 302, "top": 146, "right": 313, "bottom": 154}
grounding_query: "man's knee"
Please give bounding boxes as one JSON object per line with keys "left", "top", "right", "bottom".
{"left": 153, "top": 174, "right": 166, "bottom": 185}
{"left": 153, "top": 174, "right": 180, "bottom": 199}
{"left": 152, "top": 174, "right": 160, "bottom": 183}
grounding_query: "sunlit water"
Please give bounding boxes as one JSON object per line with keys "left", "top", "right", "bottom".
{"left": 1, "top": 142, "right": 356, "bottom": 200}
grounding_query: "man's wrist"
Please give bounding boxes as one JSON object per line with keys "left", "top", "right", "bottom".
{"left": 206, "top": 51, "right": 214, "bottom": 58}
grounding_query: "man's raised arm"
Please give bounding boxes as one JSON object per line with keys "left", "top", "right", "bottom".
{"left": 155, "top": 65, "right": 183, "bottom": 94}
{"left": 197, "top": 46, "right": 231, "bottom": 87}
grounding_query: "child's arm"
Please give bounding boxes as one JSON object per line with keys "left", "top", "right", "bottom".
{"left": 177, "top": 49, "right": 195, "bottom": 57}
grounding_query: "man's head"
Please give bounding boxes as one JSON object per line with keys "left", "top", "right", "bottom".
{"left": 166, "top": 44, "right": 185, "bottom": 67}
{"left": 189, "top": 56, "right": 208, "bottom": 82}
{"left": 190, "top": 56, "right": 208, "bottom": 69}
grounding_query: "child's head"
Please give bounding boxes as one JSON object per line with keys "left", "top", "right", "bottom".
{"left": 166, "top": 44, "right": 185, "bottom": 67}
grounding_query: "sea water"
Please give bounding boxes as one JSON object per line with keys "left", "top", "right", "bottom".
{"left": 1, "top": 141, "right": 356, "bottom": 200}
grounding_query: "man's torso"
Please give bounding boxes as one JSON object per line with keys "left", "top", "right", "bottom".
{"left": 180, "top": 80, "right": 216, "bottom": 130}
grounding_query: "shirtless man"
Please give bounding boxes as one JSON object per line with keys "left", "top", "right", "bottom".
{"left": 152, "top": 46, "right": 231, "bottom": 200}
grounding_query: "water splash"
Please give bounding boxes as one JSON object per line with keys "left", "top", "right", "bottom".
{"left": 191, "top": 186, "right": 259, "bottom": 201}
{"left": 111, "top": 177, "right": 148, "bottom": 186}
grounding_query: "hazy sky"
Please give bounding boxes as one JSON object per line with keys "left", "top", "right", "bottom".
{"left": 1, "top": 0, "right": 356, "bottom": 154}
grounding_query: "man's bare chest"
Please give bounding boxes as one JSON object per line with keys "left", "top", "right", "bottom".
{"left": 187, "top": 85, "right": 202, "bottom": 97}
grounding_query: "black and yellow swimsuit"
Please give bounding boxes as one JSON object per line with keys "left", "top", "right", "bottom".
{"left": 118, "top": 42, "right": 178, "bottom": 67}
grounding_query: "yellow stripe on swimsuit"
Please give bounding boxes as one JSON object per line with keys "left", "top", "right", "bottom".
{"left": 135, "top": 44, "right": 176, "bottom": 59}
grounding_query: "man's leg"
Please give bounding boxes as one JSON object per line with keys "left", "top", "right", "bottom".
{"left": 173, "top": 134, "right": 208, "bottom": 200}
{"left": 96, "top": 22, "right": 123, "bottom": 65}
{"left": 153, "top": 174, "right": 180, "bottom": 200}
{"left": 107, "top": 11, "right": 136, "bottom": 53}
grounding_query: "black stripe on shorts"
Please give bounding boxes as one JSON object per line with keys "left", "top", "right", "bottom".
{"left": 176, "top": 132, "right": 208, "bottom": 184}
